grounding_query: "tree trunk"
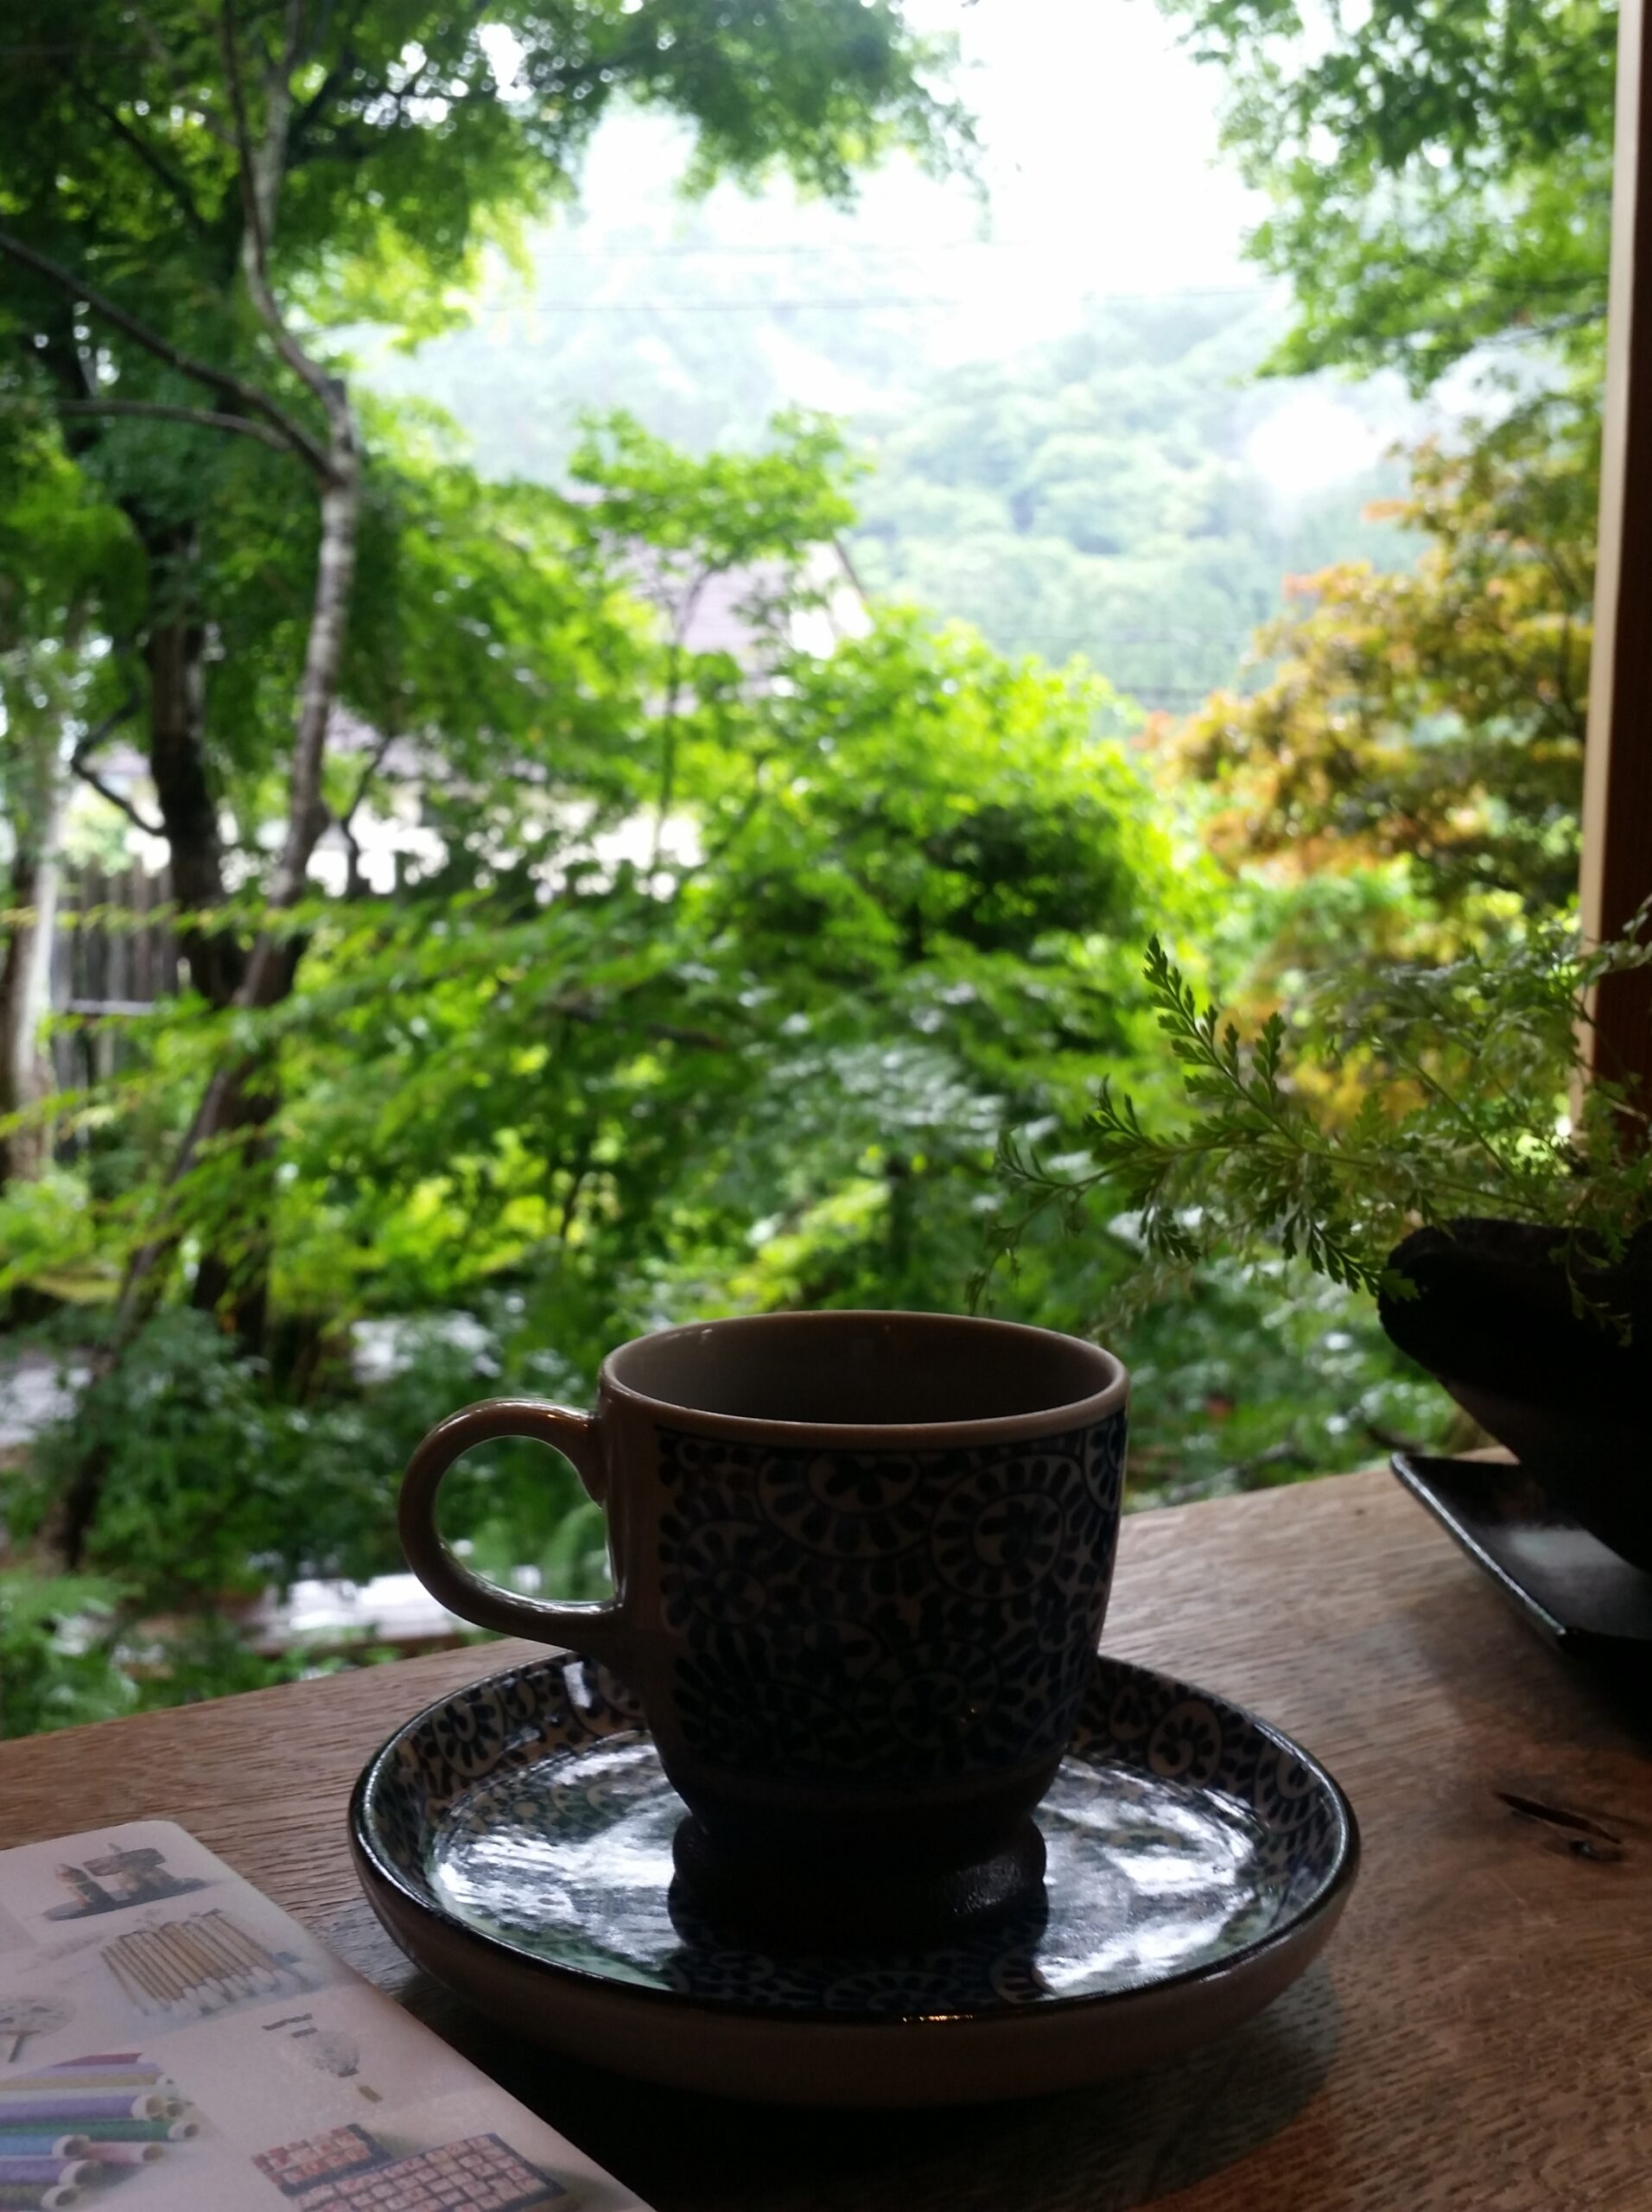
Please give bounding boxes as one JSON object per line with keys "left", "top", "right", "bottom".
{"left": 0, "top": 764, "right": 66, "bottom": 1185}
{"left": 168, "top": 441, "right": 359, "bottom": 1343}
{"left": 48, "top": 15, "right": 363, "bottom": 1569}
{"left": 185, "top": 1061, "right": 278, "bottom": 1339}
{"left": 135, "top": 523, "right": 282, "bottom": 1344}
{"left": 141, "top": 537, "right": 244, "bottom": 1010}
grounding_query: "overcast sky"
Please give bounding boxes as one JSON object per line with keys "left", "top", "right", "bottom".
{"left": 902, "top": 0, "right": 1265, "bottom": 302}
{"left": 550, "top": 0, "right": 1269, "bottom": 346}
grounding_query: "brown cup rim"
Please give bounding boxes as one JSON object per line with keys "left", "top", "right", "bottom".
{"left": 600, "top": 1309, "right": 1128, "bottom": 1446}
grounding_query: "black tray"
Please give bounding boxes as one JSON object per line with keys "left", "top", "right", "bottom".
{"left": 1391, "top": 1452, "right": 1652, "bottom": 1664}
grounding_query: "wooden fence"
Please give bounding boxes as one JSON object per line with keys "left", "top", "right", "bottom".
{"left": 48, "top": 862, "right": 180, "bottom": 1091}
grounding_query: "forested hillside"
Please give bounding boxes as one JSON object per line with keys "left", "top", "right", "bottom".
{"left": 850, "top": 298, "right": 1409, "bottom": 710}
{"left": 365, "top": 126, "right": 1417, "bottom": 712}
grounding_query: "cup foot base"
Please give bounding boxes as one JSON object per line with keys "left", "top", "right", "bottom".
{"left": 669, "top": 1814, "right": 1048, "bottom": 1953}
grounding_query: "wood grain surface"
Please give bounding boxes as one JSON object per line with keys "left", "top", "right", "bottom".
{"left": 2, "top": 1467, "right": 1648, "bottom": 2210}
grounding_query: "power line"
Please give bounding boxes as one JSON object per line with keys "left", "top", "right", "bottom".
{"left": 509, "top": 296, "right": 965, "bottom": 311}
{"left": 982, "top": 631, "right": 1255, "bottom": 645}
{"left": 487, "top": 285, "right": 1265, "bottom": 313}
{"left": 529, "top": 245, "right": 1265, "bottom": 281}
{"left": 539, "top": 239, "right": 1013, "bottom": 257}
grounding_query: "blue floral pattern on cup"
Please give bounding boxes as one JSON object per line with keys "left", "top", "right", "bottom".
{"left": 654, "top": 1412, "right": 1128, "bottom": 1783}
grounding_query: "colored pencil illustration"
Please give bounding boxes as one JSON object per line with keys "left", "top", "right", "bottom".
{"left": 153, "top": 1929, "right": 235, "bottom": 2017}
{"left": 193, "top": 1920, "right": 266, "bottom": 1999}
{"left": 60, "top": 2119, "right": 197, "bottom": 2144}
{"left": 0, "top": 2182, "right": 86, "bottom": 2209}
{"left": 1, "top": 1827, "right": 628, "bottom": 2209}
{"left": 269, "top": 2018, "right": 388, "bottom": 2104}
{"left": 0, "top": 2056, "right": 204, "bottom": 2195}
{"left": 34, "top": 2057, "right": 142, "bottom": 2071}
{"left": 196, "top": 1910, "right": 265, "bottom": 1973}
{"left": 0, "top": 2099, "right": 168, "bottom": 2126}
{"left": 0, "top": 2069, "right": 156, "bottom": 2094}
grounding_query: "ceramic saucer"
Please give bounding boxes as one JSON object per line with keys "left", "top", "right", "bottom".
{"left": 350, "top": 1651, "right": 1357, "bottom": 2107}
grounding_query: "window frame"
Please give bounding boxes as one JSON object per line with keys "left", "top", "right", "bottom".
{"left": 1583, "top": 0, "right": 1652, "bottom": 1097}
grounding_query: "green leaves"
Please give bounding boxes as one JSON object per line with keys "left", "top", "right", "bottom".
{"left": 0, "top": 1, "right": 973, "bottom": 360}
{"left": 0, "top": 1570, "right": 132, "bottom": 1738}
{"left": 989, "top": 919, "right": 1652, "bottom": 1320}
{"left": 4, "top": 403, "right": 1183, "bottom": 1362}
{"left": 1171, "top": 395, "right": 1596, "bottom": 923}
{"left": 1085, "top": 938, "right": 1391, "bottom": 1296}
{"left": 1153, "top": 0, "right": 1615, "bottom": 390}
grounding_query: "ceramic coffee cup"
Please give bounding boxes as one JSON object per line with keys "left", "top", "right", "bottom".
{"left": 399, "top": 1311, "right": 1128, "bottom": 1943}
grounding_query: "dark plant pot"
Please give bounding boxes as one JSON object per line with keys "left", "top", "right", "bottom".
{"left": 1378, "top": 1219, "right": 1652, "bottom": 1573}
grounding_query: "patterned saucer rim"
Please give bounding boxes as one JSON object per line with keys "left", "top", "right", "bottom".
{"left": 348, "top": 1649, "right": 1360, "bottom": 2034}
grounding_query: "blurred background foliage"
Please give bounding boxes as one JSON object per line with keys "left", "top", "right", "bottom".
{"left": 0, "top": 0, "right": 1610, "bottom": 1729}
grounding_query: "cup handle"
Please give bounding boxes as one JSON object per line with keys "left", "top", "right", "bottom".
{"left": 398, "top": 1396, "right": 630, "bottom": 1667}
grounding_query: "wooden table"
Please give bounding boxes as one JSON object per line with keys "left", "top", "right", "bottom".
{"left": 3, "top": 1467, "right": 1649, "bottom": 2210}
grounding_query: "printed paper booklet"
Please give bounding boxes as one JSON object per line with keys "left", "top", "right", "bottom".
{"left": 0, "top": 1821, "right": 649, "bottom": 2211}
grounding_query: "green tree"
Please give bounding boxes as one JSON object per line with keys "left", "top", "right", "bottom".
{"left": 0, "top": 438, "right": 140, "bottom": 1183}
{"left": 1167, "top": 397, "right": 1595, "bottom": 925}
{"left": 0, "top": 416, "right": 1187, "bottom": 1706}
{"left": 1153, "top": 0, "right": 1615, "bottom": 389}
{"left": 1140, "top": 0, "right": 1609, "bottom": 951}
{"left": 0, "top": 4, "right": 969, "bottom": 1574}
{"left": 0, "top": 1, "right": 967, "bottom": 1297}
{"left": 849, "top": 296, "right": 1409, "bottom": 715}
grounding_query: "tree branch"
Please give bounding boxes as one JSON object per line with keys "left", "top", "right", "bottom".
{"left": 336, "top": 725, "right": 396, "bottom": 899}
{"left": 550, "top": 997, "right": 728, "bottom": 1053}
{"left": 339, "top": 726, "right": 396, "bottom": 836}
{"left": 126, "top": 6, "right": 238, "bottom": 149}
{"left": 67, "top": 77, "right": 213, "bottom": 242}
{"left": 286, "top": 0, "right": 372, "bottom": 158}
{"left": 220, "top": 0, "right": 361, "bottom": 943}
{"left": 102, "top": 0, "right": 363, "bottom": 1355}
{"left": 72, "top": 686, "right": 139, "bottom": 760}
{"left": 54, "top": 397, "right": 294, "bottom": 456}
{"left": 68, "top": 689, "right": 162, "bottom": 836}
{"left": 831, "top": 531, "right": 872, "bottom": 614}
{"left": 71, "top": 760, "right": 164, "bottom": 839}
{"left": 650, "top": 571, "right": 707, "bottom": 869}
{"left": 221, "top": 0, "right": 337, "bottom": 414}
{"left": 0, "top": 229, "right": 330, "bottom": 479}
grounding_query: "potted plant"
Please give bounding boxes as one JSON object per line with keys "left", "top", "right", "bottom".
{"left": 984, "top": 922, "right": 1652, "bottom": 1567}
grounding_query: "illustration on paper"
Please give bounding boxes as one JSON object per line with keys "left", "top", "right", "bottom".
{"left": 45, "top": 1841, "right": 209, "bottom": 1922}
{"left": 100, "top": 1910, "right": 315, "bottom": 2020}
{"left": 263, "top": 2012, "right": 385, "bottom": 2103}
{"left": 254, "top": 2122, "right": 572, "bottom": 2209}
{"left": 0, "top": 1996, "right": 73, "bottom": 2068}
{"left": 0, "top": 2050, "right": 205, "bottom": 2202}
{"left": 0, "top": 1821, "right": 645, "bottom": 2209}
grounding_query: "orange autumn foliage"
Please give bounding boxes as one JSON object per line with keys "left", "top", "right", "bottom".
{"left": 1162, "top": 403, "right": 1594, "bottom": 920}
